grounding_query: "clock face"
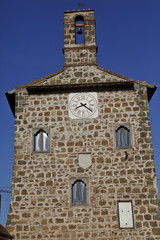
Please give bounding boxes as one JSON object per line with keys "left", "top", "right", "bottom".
{"left": 69, "top": 92, "right": 98, "bottom": 119}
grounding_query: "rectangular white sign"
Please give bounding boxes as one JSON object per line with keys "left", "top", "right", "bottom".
{"left": 118, "top": 201, "right": 134, "bottom": 228}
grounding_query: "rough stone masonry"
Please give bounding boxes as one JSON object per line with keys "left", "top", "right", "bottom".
{"left": 6, "top": 9, "right": 160, "bottom": 240}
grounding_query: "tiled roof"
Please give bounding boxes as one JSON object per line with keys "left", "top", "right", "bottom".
{"left": 97, "top": 66, "right": 134, "bottom": 81}
{"left": 16, "top": 69, "right": 64, "bottom": 89}
{"left": 7, "top": 66, "right": 156, "bottom": 91}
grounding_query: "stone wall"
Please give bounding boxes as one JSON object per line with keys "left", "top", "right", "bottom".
{"left": 64, "top": 10, "right": 96, "bottom": 47}
{"left": 6, "top": 66, "right": 160, "bottom": 240}
{"left": 63, "top": 10, "right": 97, "bottom": 67}
{"left": 64, "top": 47, "right": 97, "bottom": 67}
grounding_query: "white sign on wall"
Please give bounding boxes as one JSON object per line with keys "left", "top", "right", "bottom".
{"left": 118, "top": 201, "right": 134, "bottom": 228}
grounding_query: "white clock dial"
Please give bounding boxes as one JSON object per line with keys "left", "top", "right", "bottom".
{"left": 69, "top": 92, "right": 98, "bottom": 119}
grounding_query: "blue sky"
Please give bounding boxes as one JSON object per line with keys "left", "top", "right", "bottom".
{"left": 0, "top": 0, "right": 160, "bottom": 226}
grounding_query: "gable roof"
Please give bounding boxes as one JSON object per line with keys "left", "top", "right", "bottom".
{"left": 6, "top": 66, "right": 157, "bottom": 116}
{"left": 16, "top": 69, "right": 65, "bottom": 88}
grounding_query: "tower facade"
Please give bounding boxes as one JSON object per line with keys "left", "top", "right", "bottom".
{"left": 63, "top": 9, "right": 97, "bottom": 67}
{"left": 6, "top": 9, "right": 160, "bottom": 240}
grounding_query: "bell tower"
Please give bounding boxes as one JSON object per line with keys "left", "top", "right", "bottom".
{"left": 63, "top": 9, "right": 97, "bottom": 67}
{"left": 5, "top": 8, "right": 160, "bottom": 240}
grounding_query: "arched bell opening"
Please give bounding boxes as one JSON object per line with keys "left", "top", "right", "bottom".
{"left": 75, "top": 15, "right": 84, "bottom": 44}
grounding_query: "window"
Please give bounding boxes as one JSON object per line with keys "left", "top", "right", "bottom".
{"left": 34, "top": 129, "right": 48, "bottom": 152}
{"left": 118, "top": 201, "right": 134, "bottom": 229}
{"left": 116, "top": 126, "right": 130, "bottom": 148}
{"left": 70, "top": 177, "right": 89, "bottom": 205}
{"left": 72, "top": 180, "right": 86, "bottom": 203}
{"left": 75, "top": 15, "right": 84, "bottom": 44}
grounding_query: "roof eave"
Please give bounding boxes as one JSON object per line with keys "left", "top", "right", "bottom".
{"left": 0, "top": 224, "right": 14, "bottom": 239}
{"left": 147, "top": 85, "right": 157, "bottom": 102}
{"left": 26, "top": 81, "right": 135, "bottom": 94}
{"left": 5, "top": 91, "right": 15, "bottom": 117}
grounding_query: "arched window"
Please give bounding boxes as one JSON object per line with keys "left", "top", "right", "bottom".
{"left": 75, "top": 15, "right": 84, "bottom": 44}
{"left": 72, "top": 180, "right": 86, "bottom": 203}
{"left": 34, "top": 129, "right": 48, "bottom": 152}
{"left": 116, "top": 126, "right": 130, "bottom": 148}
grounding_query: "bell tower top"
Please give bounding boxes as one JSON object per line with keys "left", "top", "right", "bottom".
{"left": 63, "top": 9, "right": 97, "bottom": 67}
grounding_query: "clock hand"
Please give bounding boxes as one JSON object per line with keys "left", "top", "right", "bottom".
{"left": 75, "top": 102, "right": 92, "bottom": 112}
{"left": 83, "top": 105, "right": 92, "bottom": 112}
{"left": 75, "top": 102, "right": 87, "bottom": 109}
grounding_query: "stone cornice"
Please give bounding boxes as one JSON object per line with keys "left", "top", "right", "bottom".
{"left": 26, "top": 81, "right": 135, "bottom": 95}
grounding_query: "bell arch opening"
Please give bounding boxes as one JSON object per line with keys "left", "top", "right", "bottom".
{"left": 75, "top": 15, "right": 84, "bottom": 44}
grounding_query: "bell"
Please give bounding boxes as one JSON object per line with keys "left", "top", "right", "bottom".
{"left": 77, "top": 26, "right": 82, "bottom": 35}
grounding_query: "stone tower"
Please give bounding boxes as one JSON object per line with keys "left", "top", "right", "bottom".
{"left": 6, "top": 9, "right": 160, "bottom": 240}
{"left": 63, "top": 9, "right": 97, "bottom": 67}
